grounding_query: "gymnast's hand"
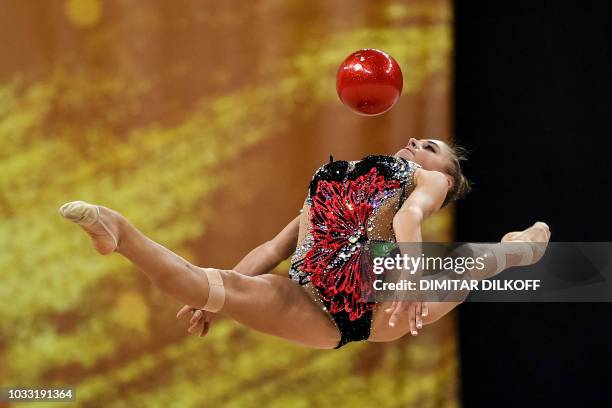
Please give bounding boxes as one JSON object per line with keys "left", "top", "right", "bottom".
{"left": 385, "top": 300, "right": 428, "bottom": 336}
{"left": 176, "top": 305, "right": 217, "bottom": 337}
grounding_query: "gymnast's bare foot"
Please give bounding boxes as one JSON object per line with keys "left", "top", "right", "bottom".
{"left": 59, "top": 201, "right": 121, "bottom": 255}
{"left": 501, "top": 221, "right": 551, "bottom": 264}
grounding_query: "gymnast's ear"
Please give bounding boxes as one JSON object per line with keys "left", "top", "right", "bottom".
{"left": 445, "top": 173, "right": 454, "bottom": 190}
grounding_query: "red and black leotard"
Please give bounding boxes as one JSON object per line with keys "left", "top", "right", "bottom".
{"left": 289, "top": 155, "right": 420, "bottom": 348}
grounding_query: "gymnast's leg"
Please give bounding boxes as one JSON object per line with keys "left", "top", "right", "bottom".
{"left": 421, "top": 221, "right": 551, "bottom": 325}
{"left": 370, "top": 222, "right": 550, "bottom": 341}
{"left": 59, "top": 201, "right": 341, "bottom": 349}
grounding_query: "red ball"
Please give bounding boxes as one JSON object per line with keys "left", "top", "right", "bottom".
{"left": 336, "top": 49, "right": 403, "bottom": 116}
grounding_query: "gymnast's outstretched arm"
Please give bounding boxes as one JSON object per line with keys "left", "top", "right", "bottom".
{"left": 387, "top": 168, "right": 449, "bottom": 333}
{"left": 232, "top": 215, "right": 300, "bottom": 277}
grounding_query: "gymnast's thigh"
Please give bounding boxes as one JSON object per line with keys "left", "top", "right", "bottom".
{"left": 422, "top": 301, "right": 462, "bottom": 326}
{"left": 219, "top": 271, "right": 341, "bottom": 349}
{"left": 369, "top": 300, "right": 462, "bottom": 342}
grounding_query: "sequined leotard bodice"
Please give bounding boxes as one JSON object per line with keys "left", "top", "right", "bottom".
{"left": 289, "top": 155, "right": 421, "bottom": 348}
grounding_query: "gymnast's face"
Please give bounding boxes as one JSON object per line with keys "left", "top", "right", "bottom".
{"left": 393, "top": 138, "right": 455, "bottom": 179}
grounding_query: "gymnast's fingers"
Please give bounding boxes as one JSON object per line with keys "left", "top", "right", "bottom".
{"left": 190, "top": 309, "right": 203, "bottom": 325}
{"left": 188, "top": 317, "right": 204, "bottom": 334}
{"left": 421, "top": 303, "right": 429, "bottom": 317}
{"left": 199, "top": 319, "right": 211, "bottom": 337}
{"left": 176, "top": 305, "right": 193, "bottom": 319}
{"left": 388, "top": 302, "right": 407, "bottom": 328}
{"left": 415, "top": 302, "right": 422, "bottom": 329}
{"left": 385, "top": 301, "right": 398, "bottom": 314}
{"left": 408, "top": 303, "right": 418, "bottom": 336}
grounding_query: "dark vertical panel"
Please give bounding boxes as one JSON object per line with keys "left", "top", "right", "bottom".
{"left": 454, "top": 1, "right": 612, "bottom": 406}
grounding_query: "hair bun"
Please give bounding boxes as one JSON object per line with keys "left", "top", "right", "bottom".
{"left": 458, "top": 174, "right": 471, "bottom": 198}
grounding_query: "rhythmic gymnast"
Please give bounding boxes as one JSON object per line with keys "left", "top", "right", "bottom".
{"left": 59, "top": 138, "right": 550, "bottom": 349}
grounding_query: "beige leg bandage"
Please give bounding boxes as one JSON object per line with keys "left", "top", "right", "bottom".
{"left": 201, "top": 268, "right": 226, "bottom": 313}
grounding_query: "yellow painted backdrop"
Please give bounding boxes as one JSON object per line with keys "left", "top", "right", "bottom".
{"left": 0, "top": 0, "right": 457, "bottom": 407}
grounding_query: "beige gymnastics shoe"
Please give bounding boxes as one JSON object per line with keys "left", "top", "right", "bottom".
{"left": 500, "top": 221, "right": 551, "bottom": 267}
{"left": 59, "top": 201, "right": 119, "bottom": 255}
